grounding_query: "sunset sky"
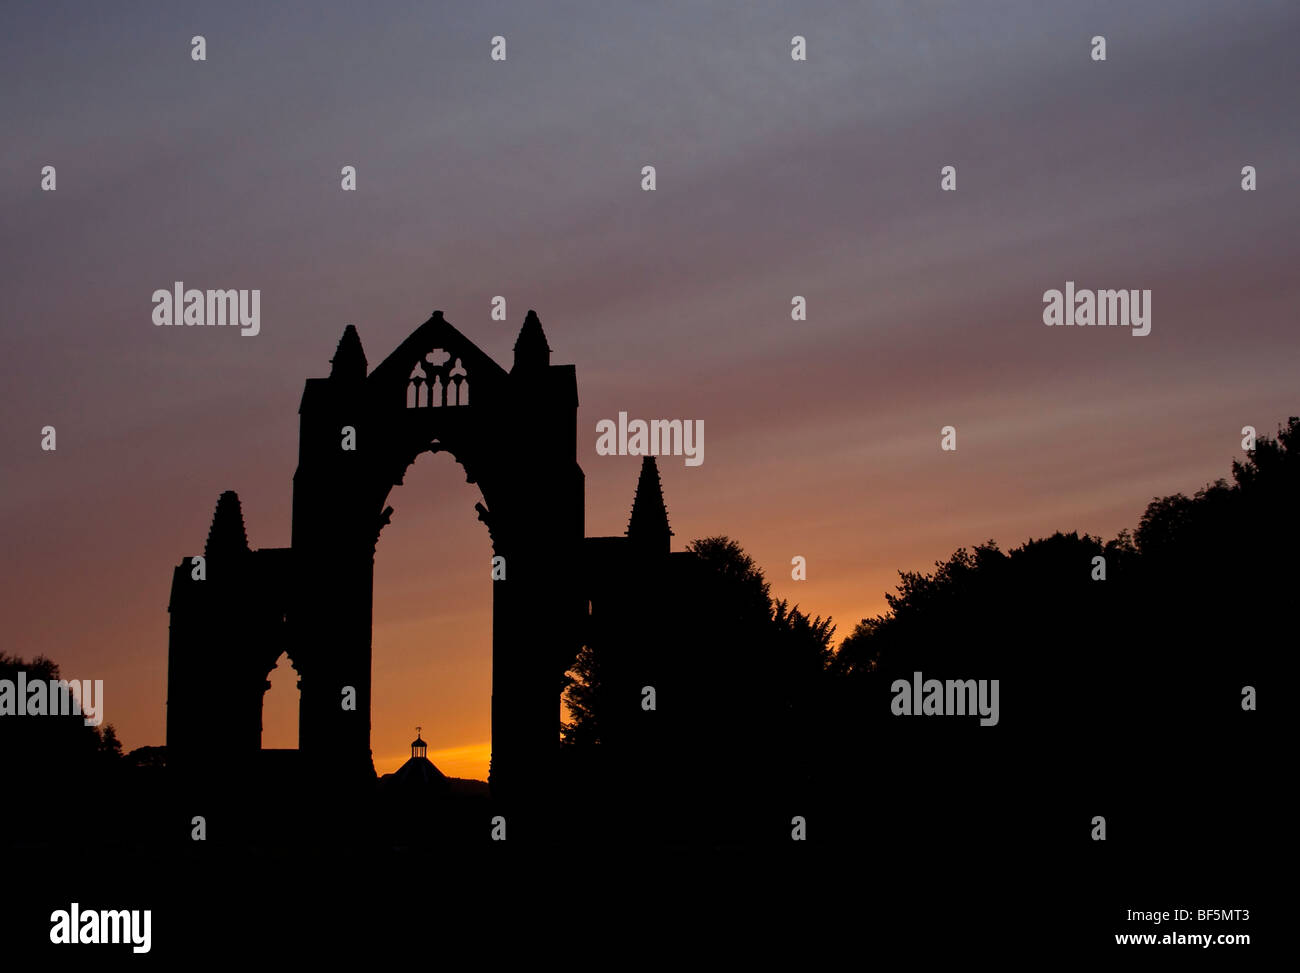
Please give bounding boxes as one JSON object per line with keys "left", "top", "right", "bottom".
{"left": 2, "top": 1, "right": 1297, "bottom": 779}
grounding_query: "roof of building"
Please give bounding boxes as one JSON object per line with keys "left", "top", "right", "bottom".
{"left": 390, "top": 754, "right": 449, "bottom": 790}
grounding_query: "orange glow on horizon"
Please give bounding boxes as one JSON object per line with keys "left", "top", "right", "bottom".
{"left": 376, "top": 741, "right": 492, "bottom": 780}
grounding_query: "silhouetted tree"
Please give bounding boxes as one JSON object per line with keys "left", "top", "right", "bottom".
{"left": 562, "top": 536, "right": 835, "bottom": 796}
{"left": 561, "top": 643, "right": 607, "bottom": 747}
{"left": 0, "top": 653, "right": 127, "bottom": 846}
{"left": 0, "top": 653, "right": 123, "bottom": 766}
{"left": 822, "top": 418, "right": 1296, "bottom": 797}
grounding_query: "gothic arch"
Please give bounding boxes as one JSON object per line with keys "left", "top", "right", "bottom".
{"left": 289, "top": 310, "right": 585, "bottom": 799}
{"left": 167, "top": 309, "right": 586, "bottom": 804}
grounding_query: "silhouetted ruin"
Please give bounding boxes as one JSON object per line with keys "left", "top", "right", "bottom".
{"left": 165, "top": 311, "right": 704, "bottom": 816}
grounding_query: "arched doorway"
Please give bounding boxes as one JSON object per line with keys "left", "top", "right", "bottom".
{"left": 287, "top": 310, "right": 586, "bottom": 800}
{"left": 370, "top": 448, "right": 494, "bottom": 779}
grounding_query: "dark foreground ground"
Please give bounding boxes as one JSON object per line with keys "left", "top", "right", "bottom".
{"left": 1, "top": 767, "right": 1274, "bottom": 961}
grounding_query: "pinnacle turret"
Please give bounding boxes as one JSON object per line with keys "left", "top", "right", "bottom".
{"left": 205, "top": 491, "right": 250, "bottom": 560}
{"left": 330, "top": 324, "right": 367, "bottom": 382}
{"left": 626, "top": 457, "right": 672, "bottom": 553}
{"left": 512, "top": 309, "right": 551, "bottom": 371}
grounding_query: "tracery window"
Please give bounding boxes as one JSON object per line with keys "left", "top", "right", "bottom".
{"left": 407, "top": 349, "right": 469, "bottom": 408}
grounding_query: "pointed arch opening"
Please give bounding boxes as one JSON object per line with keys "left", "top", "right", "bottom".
{"left": 261, "top": 651, "right": 299, "bottom": 750}
{"left": 371, "top": 449, "right": 495, "bottom": 781}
